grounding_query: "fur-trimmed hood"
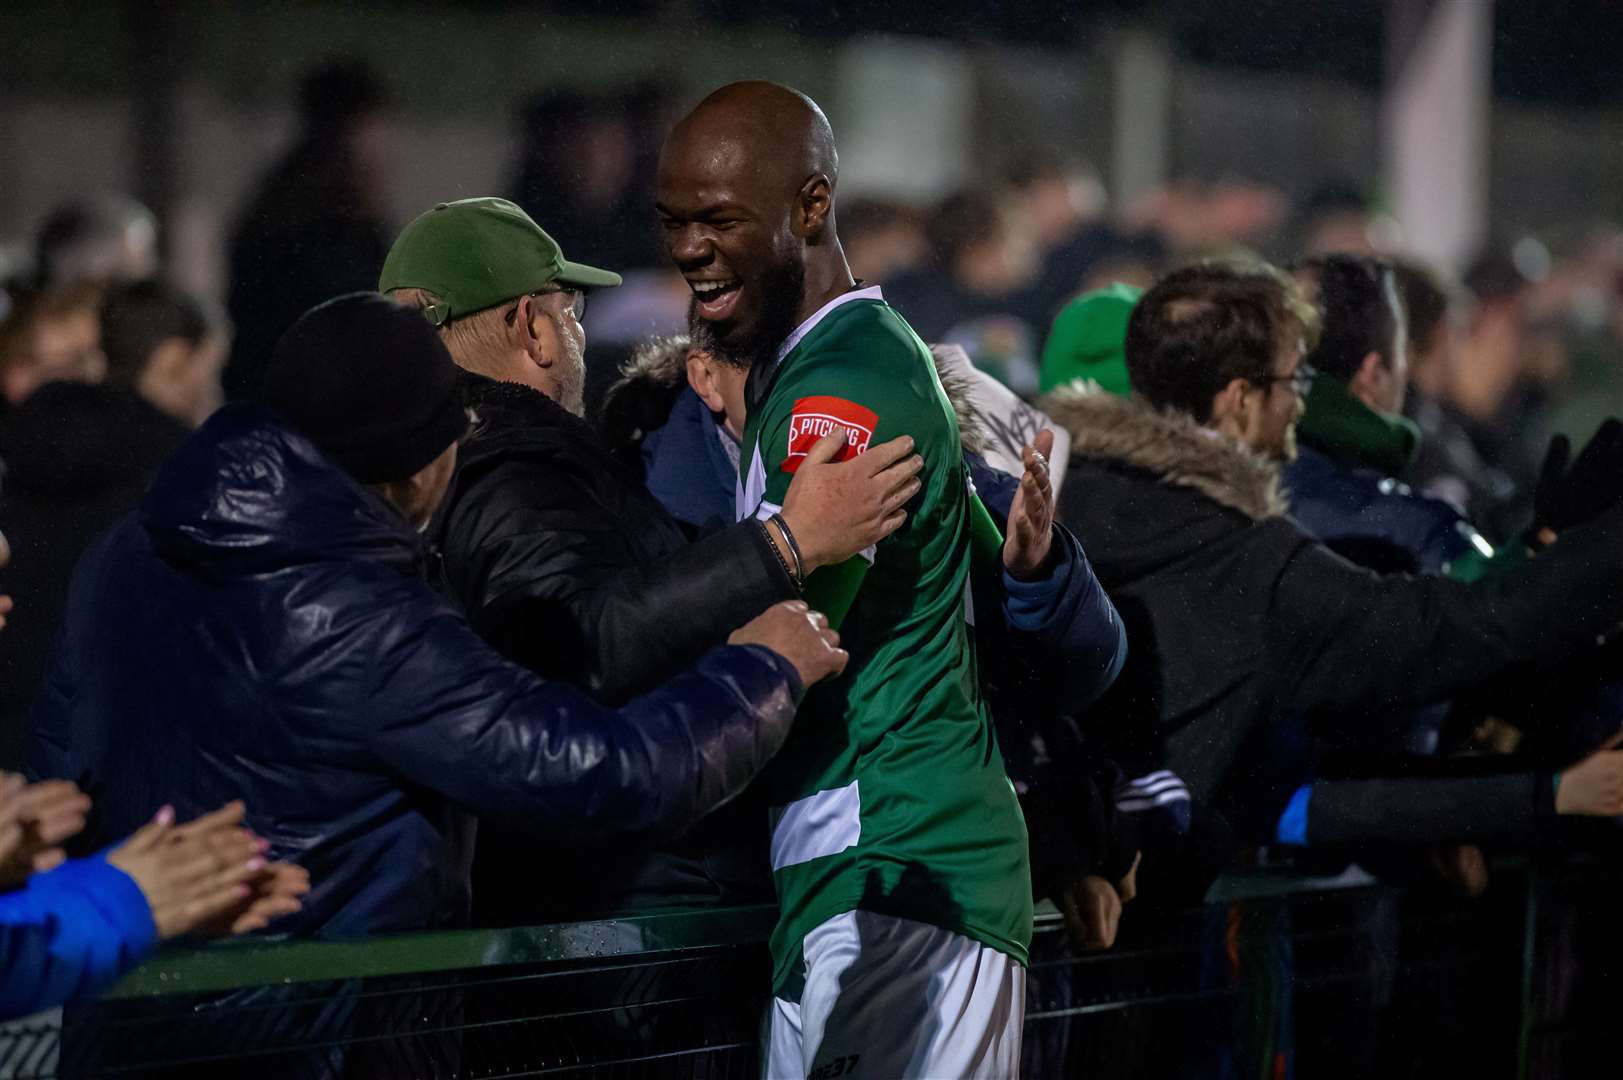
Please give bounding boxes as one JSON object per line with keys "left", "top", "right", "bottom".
{"left": 596, "top": 339, "right": 691, "bottom": 472}
{"left": 1041, "top": 386, "right": 1288, "bottom": 521}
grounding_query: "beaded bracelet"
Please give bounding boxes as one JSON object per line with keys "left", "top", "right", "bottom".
{"left": 769, "top": 512, "right": 807, "bottom": 584}
{"left": 757, "top": 518, "right": 802, "bottom": 591}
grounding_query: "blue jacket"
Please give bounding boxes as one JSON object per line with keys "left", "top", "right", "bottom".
{"left": 641, "top": 386, "right": 742, "bottom": 533}
{"left": 1285, "top": 443, "right": 1474, "bottom": 575}
{"left": 0, "top": 852, "right": 155, "bottom": 1019}
{"left": 26, "top": 405, "right": 803, "bottom": 938}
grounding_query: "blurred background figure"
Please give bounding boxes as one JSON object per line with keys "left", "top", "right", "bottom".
{"left": 0, "top": 284, "right": 106, "bottom": 412}
{"left": 1412, "top": 248, "right": 1543, "bottom": 540}
{"left": 1393, "top": 258, "right": 1514, "bottom": 530}
{"left": 1117, "top": 178, "right": 1286, "bottom": 260}
{"left": 1007, "top": 151, "right": 1164, "bottom": 326}
{"left": 886, "top": 189, "right": 1042, "bottom": 393}
{"left": 31, "top": 195, "right": 159, "bottom": 292}
{"left": 507, "top": 84, "right": 680, "bottom": 414}
{"left": 1291, "top": 178, "right": 1403, "bottom": 258}
{"left": 1006, "top": 152, "right": 1108, "bottom": 256}
{"left": 0, "top": 281, "right": 225, "bottom": 769}
{"left": 1536, "top": 231, "right": 1623, "bottom": 451}
{"left": 838, "top": 197, "right": 928, "bottom": 285}
{"left": 101, "top": 280, "right": 227, "bottom": 429}
{"left": 508, "top": 86, "right": 667, "bottom": 274}
{"left": 223, "top": 59, "right": 393, "bottom": 400}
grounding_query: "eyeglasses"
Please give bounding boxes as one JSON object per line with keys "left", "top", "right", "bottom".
{"left": 1254, "top": 362, "right": 1316, "bottom": 399}
{"left": 505, "top": 286, "right": 587, "bottom": 326}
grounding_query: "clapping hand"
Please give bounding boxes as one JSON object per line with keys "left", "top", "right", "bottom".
{"left": 107, "top": 801, "right": 309, "bottom": 940}
{"left": 0, "top": 774, "right": 91, "bottom": 890}
{"left": 1004, "top": 429, "right": 1057, "bottom": 581}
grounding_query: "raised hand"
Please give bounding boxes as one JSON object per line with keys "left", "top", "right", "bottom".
{"left": 1004, "top": 429, "right": 1057, "bottom": 581}
{"left": 779, "top": 427, "right": 922, "bottom": 573}
{"left": 729, "top": 600, "right": 849, "bottom": 687}
{"left": 0, "top": 775, "right": 92, "bottom": 889}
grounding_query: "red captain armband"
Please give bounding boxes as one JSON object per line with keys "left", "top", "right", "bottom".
{"left": 782, "top": 396, "right": 879, "bottom": 473}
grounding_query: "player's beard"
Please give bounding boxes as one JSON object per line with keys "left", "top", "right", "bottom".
{"left": 688, "top": 257, "right": 806, "bottom": 374}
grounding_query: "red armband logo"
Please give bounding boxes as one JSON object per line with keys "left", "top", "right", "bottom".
{"left": 783, "top": 396, "right": 879, "bottom": 473}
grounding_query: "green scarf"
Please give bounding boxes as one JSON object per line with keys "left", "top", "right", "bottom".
{"left": 1296, "top": 374, "right": 1421, "bottom": 477}
{"left": 1298, "top": 372, "right": 1518, "bottom": 582}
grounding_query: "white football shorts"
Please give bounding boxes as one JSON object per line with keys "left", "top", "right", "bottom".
{"left": 762, "top": 909, "right": 1025, "bottom": 1079}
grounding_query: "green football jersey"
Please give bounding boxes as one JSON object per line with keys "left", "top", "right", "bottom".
{"left": 737, "top": 288, "right": 1032, "bottom": 998}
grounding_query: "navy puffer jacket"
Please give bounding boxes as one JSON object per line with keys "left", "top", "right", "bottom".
{"left": 26, "top": 406, "right": 801, "bottom": 938}
{"left": 1284, "top": 443, "right": 1474, "bottom": 575}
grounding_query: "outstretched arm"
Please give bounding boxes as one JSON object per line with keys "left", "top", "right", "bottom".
{"left": 356, "top": 582, "right": 827, "bottom": 843}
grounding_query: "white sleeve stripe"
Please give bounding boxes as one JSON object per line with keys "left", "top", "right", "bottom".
{"left": 1118, "top": 776, "right": 1189, "bottom": 799}
{"left": 1116, "top": 790, "right": 1193, "bottom": 813}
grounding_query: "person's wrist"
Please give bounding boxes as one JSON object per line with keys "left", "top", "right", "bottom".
{"left": 767, "top": 646, "right": 807, "bottom": 699}
{"left": 776, "top": 508, "right": 822, "bottom": 573}
{"left": 772, "top": 511, "right": 813, "bottom": 578}
{"left": 1005, "top": 537, "right": 1056, "bottom": 582}
{"left": 757, "top": 519, "right": 803, "bottom": 590}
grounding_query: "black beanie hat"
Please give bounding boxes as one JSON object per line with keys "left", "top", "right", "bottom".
{"left": 264, "top": 292, "right": 467, "bottom": 484}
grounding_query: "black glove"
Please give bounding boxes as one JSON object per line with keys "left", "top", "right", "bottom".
{"left": 1527, "top": 418, "right": 1623, "bottom": 544}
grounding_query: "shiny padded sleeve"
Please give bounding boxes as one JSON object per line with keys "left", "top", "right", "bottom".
{"left": 351, "top": 575, "right": 803, "bottom": 843}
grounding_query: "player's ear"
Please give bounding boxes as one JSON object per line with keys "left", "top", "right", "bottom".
{"left": 686, "top": 349, "right": 726, "bottom": 414}
{"left": 796, "top": 174, "right": 833, "bottom": 240}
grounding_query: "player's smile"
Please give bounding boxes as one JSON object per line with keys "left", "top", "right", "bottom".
{"left": 688, "top": 275, "right": 743, "bottom": 322}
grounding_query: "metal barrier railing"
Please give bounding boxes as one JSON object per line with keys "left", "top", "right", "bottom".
{"left": 2, "top": 862, "right": 1616, "bottom": 1078}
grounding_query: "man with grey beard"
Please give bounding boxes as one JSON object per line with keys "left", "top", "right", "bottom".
{"left": 380, "top": 197, "right": 925, "bottom": 923}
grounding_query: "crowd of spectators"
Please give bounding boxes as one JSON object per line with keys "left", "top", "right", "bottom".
{"left": 3, "top": 60, "right": 1623, "bottom": 1074}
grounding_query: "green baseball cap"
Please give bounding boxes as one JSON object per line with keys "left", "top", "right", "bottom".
{"left": 1038, "top": 282, "right": 1143, "bottom": 397}
{"left": 379, "top": 197, "right": 622, "bottom": 326}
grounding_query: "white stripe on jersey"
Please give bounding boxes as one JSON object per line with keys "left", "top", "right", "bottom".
{"left": 770, "top": 779, "right": 863, "bottom": 872}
